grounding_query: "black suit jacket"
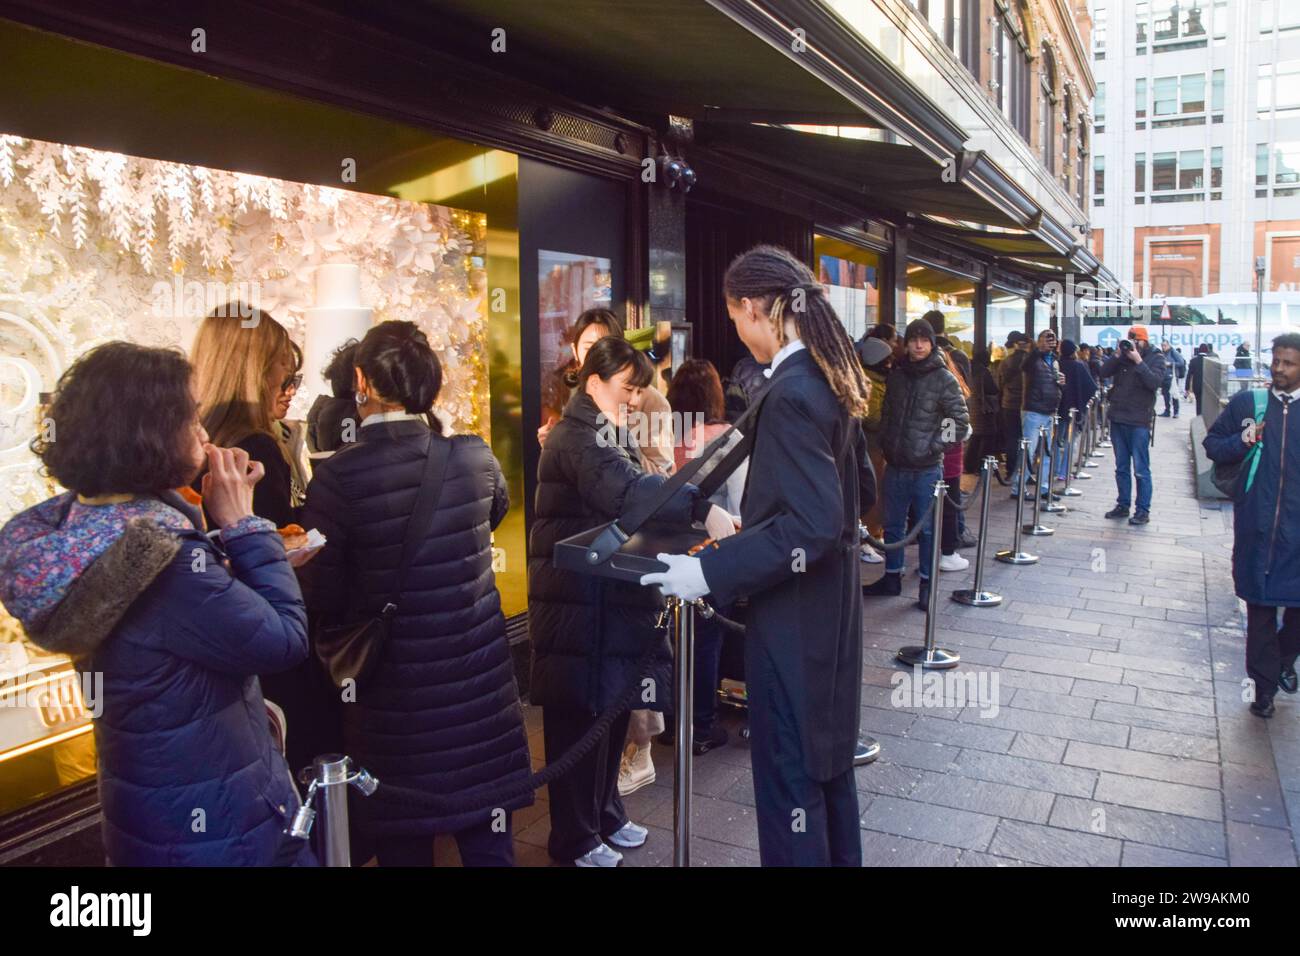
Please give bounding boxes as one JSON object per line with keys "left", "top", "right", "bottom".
{"left": 699, "top": 349, "right": 863, "bottom": 781}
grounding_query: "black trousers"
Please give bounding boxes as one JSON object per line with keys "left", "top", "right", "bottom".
{"left": 1000, "top": 409, "right": 1023, "bottom": 475}
{"left": 1161, "top": 383, "right": 1180, "bottom": 415}
{"left": 746, "top": 640, "right": 861, "bottom": 866}
{"left": 542, "top": 706, "right": 631, "bottom": 861}
{"left": 374, "top": 816, "right": 515, "bottom": 867}
{"left": 1245, "top": 604, "right": 1300, "bottom": 702}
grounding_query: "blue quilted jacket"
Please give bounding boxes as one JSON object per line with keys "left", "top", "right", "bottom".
{"left": 0, "top": 491, "right": 315, "bottom": 866}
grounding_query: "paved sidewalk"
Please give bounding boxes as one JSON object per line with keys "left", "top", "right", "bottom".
{"left": 456, "top": 412, "right": 1298, "bottom": 867}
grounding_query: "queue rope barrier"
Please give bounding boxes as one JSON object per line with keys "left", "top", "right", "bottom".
{"left": 860, "top": 465, "right": 989, "bottom": 552}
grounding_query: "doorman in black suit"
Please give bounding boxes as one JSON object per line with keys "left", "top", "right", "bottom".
{"left": 643, "top": 245, "right": 869, "bottom": 866}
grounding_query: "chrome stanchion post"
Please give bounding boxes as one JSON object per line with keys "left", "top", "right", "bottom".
{"left": 671, "top": 596, "right": 694, "bottom": 868}
{"left": 952, "top": 456, "right": 1002, "bottom": 606}
{"left": 997, "top": 439, "right": 1039, "bottom": 565}
{"left": 1061, "top": 409, "right": 1083, "bottom": 496}
{"left": 1042, "top": 416, "right": 1067, "bottom": 514}
{"left": 1024, "top": 429, "right": 1055, "bottom": 535}
{"left": 1098, "top": 390, "right": 1112, "bottom": 447}
{"left": 898, "top": 480, "right": 960, "bottom": 669}
{"left": 308, "top": 754, "right": 348, "bottom": 867}
{"left": 1076, "top": 405, "right": 1095, "bottom": 478}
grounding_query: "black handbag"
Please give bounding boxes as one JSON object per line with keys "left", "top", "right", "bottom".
{"left": 315, "top": 433, "right": 451, "bottom": 688}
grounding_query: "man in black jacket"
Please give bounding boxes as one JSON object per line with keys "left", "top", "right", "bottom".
{"left": 1185, "top": 343, "right": 1216, "bottom": 417}
{"left": 1014, "top": 329, "right": 1065, "bottom": 499}
{"left": 1159, "top": 341, "right": 1186, "bottom": 418}
{"left": 1055, "top": 340, "right": 1097, "bottom": 480}
{"left": 863, "top": 319, "right": 970, "bottom": 608}
{"left": 1099, "top": 325, "right": 1166, "bottom": 525}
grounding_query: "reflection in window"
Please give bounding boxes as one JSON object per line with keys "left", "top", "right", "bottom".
{"left": 1093, "top": 4, "right": 1107, "bottom": 58}
{"left": 1094, "top": 154, "right": 1105, "bottom": 205}
{"left": 1259, "top": 142, "right": 1300, "bottom": 197}
{"left": 1095, "top": 82, "right": 1106, "bottom": 131}
{"left": 1259, "top": 61, "right": 1300, "bottom": 116}
{"left": 1136, "top": 77, "right": 1148, "bottom": 125}
{"left": 1261, "top": 0, "right": 1300, "bottom": 33}
{"left": 815, "top": 236, "right": 880, "bottom": 342}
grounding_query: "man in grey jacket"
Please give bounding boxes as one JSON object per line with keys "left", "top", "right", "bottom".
{"left": 1098, "top": 325, "right": 1166, "bottom": 525}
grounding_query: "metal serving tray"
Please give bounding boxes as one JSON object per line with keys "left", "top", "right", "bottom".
{"left": 554, "top": 523, "right": 709, "bottom": 583}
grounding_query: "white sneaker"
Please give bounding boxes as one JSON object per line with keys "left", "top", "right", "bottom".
{"left": 938, "top": 552, "right": 969, "bottom": 572}
{"left": 617, "top": 743, "right": 655, "bottom": 796}
{"left": 574, "top": 842, "right": 623, "bottom": 867}
{"left": 606, "top": 820, "right": 648, "bottom": 849}
{"left": 859, "top": 544, "right": 884, "bottom": 564}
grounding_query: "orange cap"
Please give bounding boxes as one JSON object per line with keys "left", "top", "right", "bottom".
{"left": 1129, "top": 325, "right": 1149, "bottom": 342}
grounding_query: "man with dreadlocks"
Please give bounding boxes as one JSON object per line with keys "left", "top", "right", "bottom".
{"left": 642, "top": 245, "right": 869, "bottom": 866}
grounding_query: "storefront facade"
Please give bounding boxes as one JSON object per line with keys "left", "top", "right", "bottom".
{"left": 0, "top": 0, "right": 1123, "bottom": 863}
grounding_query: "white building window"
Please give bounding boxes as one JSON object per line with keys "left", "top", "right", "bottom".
{"left": 1259, "top": 61, "right": 1300, "bottom": 117}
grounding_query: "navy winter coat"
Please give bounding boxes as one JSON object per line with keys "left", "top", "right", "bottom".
{"left": 299, "top": 419, "right": 532, "bottom": 836}
{"left": 527, "top": 391, "right": 706, "bottom": 714}
{"left": 1204, "top": 389, "right": 1300, "bottom": 606}
{"left": 1057, "top": 357, "right": 1098, "bottom": 422}
{"left": 0, "top": 491, "right": 313, "bottom": 867}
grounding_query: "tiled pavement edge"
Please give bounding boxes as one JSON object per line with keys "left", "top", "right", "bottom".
{"left": 434, "top": 414, "right": 1298, "bottom": 867}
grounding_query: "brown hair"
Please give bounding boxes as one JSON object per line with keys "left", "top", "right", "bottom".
{"left": 34, "top": 342, "right": 200, "bottom": 496}
{"left": 190, "top": 303, "right": 296, "bottom": 447}
{"left": 666, "top": 359, "right": 725, "bottom": 423}
{"left": 724, "top": 245, "right": 870, "bottom": 417}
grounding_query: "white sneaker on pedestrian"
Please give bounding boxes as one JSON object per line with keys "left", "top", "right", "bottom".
{"left": 859, "top": 543, "right": 884, "bottom": 564}
{"left": 606, "top": 820, "right": 648, "bottom": 849}
{"left": 938, "top": 552, "right": 969, "bottom": 572}
{"left": 574, "top": 842, "right": 623, "bottom": 867}
{"left": 617, "top": 742, "right": 655, "bottom": 796}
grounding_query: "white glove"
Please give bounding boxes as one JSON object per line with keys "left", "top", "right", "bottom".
{"left": 704, "top": 504, "right": 738, "bottom": 540}
{"left": 640, "top": 552, "right": 710, "bottom": 600}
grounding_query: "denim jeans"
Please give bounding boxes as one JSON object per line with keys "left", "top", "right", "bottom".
{"left": 883, "top": 464, "right": 942, "bottom": 580}
{"left": 1110, "top": 421, "right": 1152, "bottom": 512}
{"left": 1012, "top": 411, "right": 1054, "bottom": 494}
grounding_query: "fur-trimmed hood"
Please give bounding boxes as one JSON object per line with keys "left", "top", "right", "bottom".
{"left": 0, "top": 491, "right": 199, "bottom": 656}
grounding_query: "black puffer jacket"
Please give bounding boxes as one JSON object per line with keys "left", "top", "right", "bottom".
{"left": 879, "top": 350, "right": 970, "bottom": 470}
{"left": 1021, "top": 349, "right": 1063, "bottom": 415}
{"left": 299, "top": 418, "right": 531, "bottom": 836}
{"left": 528, "top": 391, "right": 706, "bottom": 714}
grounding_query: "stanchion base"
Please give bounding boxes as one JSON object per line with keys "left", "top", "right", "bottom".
{"left": 951, "top": 588, "right": 1003, "bottom": 607}
{"left": 1061, "top": 488, "right": 1083, "bottom": 496}
{"left": 995, "top": 549, "right": 1038, "bottom": 564}
{"left": 896, "top": 646, "right": 960, "bottom": 669}
{"left": 853, "top": 738, "right": 881, "bottom": 766}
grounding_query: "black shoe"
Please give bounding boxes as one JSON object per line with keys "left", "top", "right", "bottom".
{"left": 692, "top": 724, "right": 729, "bottom": 756}
{"left": 1281, "top": 664, "right": 1298, "bottom": 695}
{"left": 915, "top": 581, "right": 930, "bottom": 610}
{"left": 956, "top": 529, "right": 979, "bottom": 549}
{"left": 1250, "top": 697, "right": 1276, "bottom": 718}
{"left": 863, "top": 571, "right": 902, "bottom": 596}
{"left": 1158, "top": 411, "right": 1171, "bottom": 417}
{"left": 1105, "top": 506, "right": 1130, "bottom": 519}
{"left": 1128, "top": 511, "right": 1150, "bottom": 525}
{"left": 655, "top": 727, "right": 675, "bottom": 746}
{"left": 1173, "top": 413, "right": 1180, "bottom": 419}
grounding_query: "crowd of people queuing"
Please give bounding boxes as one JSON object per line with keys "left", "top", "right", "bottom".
{"left": 0, "top": 241, "right": 1294, "bottom": 867}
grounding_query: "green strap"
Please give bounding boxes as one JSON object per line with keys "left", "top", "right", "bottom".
{"left": 1244, "top": 389, "right": 1269, "bottom": 494}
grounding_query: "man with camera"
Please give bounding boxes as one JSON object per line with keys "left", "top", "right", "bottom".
{"left": 1098, "top": 325, "right": 1166, "bottom": 525}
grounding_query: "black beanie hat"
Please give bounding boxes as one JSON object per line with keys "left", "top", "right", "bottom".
{"left": 1060, "top": 339, "right": 1078, "bottom": 359}
{"left": 904, "top": 318, "right": 937, "bottom": 346}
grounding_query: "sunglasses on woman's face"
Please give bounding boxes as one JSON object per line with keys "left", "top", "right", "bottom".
{"left": 281, "top": 373, "right": 303, "bottom": 393}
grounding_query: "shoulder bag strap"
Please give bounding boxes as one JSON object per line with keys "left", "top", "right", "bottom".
{"left": 385, "top": 433, "right": 452, "bottom": 610}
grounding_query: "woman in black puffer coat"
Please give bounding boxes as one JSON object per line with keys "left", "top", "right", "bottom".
{"left": 528, "top": 336, "right": 725, "bottom": 866}
{"left": 300, "top": 321, "right": 530, "bottom": 867}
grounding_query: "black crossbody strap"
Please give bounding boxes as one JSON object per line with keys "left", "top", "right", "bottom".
{"left": 586, "top": 391, "right": 768, "bottom": 565}
{"left": 387, "top": 433, "right": 452, "bottom": 608}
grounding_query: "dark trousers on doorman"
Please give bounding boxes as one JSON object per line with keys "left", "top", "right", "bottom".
{"left": 746, "top": 639, "right": 861, "bottom": 866}
{"left": 1245, "top": 604, "right": 1300, "bottom": 702}
{"left": 542, "top": 707, "right": 632, "bottom": 861}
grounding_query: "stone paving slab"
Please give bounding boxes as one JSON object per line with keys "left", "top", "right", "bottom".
{"left": 502, "top": 416, "right": 1299, "bottom": 867}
